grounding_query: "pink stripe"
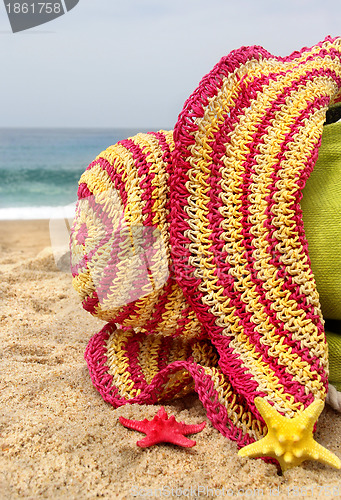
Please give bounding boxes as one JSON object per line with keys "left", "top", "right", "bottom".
{"left": 124, "top": 331, "right": 149, "bottom": 390}
{"left": 119, "top": 138, "right": 157, "bottom": 226}
{"left": 86, "top": 156, "right": 128, "bottom": 206}
{"left": 82, "top": 291, "right": 99, "bottom": 314}
{"left": 71, "top": 190, "right": 118, "bottom": 277}
{"left": 77, "top": 183, "right": 92, "bottom": 199}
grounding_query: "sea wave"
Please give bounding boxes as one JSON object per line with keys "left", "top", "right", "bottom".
{"left": 0, "top": 204, "right": 76, "bottom": 220}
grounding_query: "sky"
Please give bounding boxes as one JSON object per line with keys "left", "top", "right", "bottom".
{"left": 0, "top": 0, "right": 340, "bottom": 129}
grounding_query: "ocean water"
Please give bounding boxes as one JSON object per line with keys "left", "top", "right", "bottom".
{"left": 0, "top": 128, "right": 142, "bottom": 220}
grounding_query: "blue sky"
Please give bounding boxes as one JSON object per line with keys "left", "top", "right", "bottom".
{"left": 0, "top": 0, "right": 340, "bottom": 129}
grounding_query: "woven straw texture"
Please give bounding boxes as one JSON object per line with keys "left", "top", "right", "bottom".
{"left": 70, "top": 36, "right": 341, "bottom": 448}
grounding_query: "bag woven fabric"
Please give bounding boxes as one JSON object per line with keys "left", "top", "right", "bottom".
{"left": 70, "top": 36, "right": 341, "bottom": 448}
{"left": 326, "top": 331, "right": 341, "bottom": 391}
{"left": 302, "top": 118, "right": 341, "bottom": 393}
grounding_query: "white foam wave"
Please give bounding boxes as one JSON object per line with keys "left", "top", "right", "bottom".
{"left": 0, "top": 204, "right": 76, "bottom": 220}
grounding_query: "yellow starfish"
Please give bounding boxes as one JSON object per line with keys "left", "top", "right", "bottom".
{"left": 238, "top": 397, "right": 341, "bottom": 472}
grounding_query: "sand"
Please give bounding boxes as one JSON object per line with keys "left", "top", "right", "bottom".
{"left": 1, "top": 220, "right": 341, "bottom": 499}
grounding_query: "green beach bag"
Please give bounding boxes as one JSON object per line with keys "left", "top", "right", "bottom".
{"left": 302, "top": 112, "right": 341, "bottom": 398}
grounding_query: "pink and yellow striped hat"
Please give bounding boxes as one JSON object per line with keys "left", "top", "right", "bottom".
{"left": 70, "top": 37, "right": 341, "bottom": 451}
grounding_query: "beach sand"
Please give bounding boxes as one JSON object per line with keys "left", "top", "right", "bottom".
{"left": 1, "top": 220, "right": 341, "bottom": 499}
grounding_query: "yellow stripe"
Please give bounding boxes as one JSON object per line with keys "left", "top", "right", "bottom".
{"left": 202, "top": 366, "right": 264, "bottom": 440}
{"left": 138, "top": 334, "right": 163, "bottom": 384}
{"left": 193, "top": 336, "right": 265, "bottom": 437}
{"left": 97, "top": 140, "right": 146, "bottom": 226}
{"left": 155, "top": 284, "right": 193, "bottom": 335}
{"left": 159, "top": 370, "right": 193, "bottom": 399}
{"left": 105, "top": 329, "right": 141, "bottom": 399}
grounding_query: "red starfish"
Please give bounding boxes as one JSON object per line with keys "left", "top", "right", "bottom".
{"left": 119, "top": 407, "right": 206, "bottom": 448}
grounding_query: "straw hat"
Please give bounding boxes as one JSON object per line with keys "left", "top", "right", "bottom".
{"left": 70, "top": 36, "right": 341, "bottom": 451}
